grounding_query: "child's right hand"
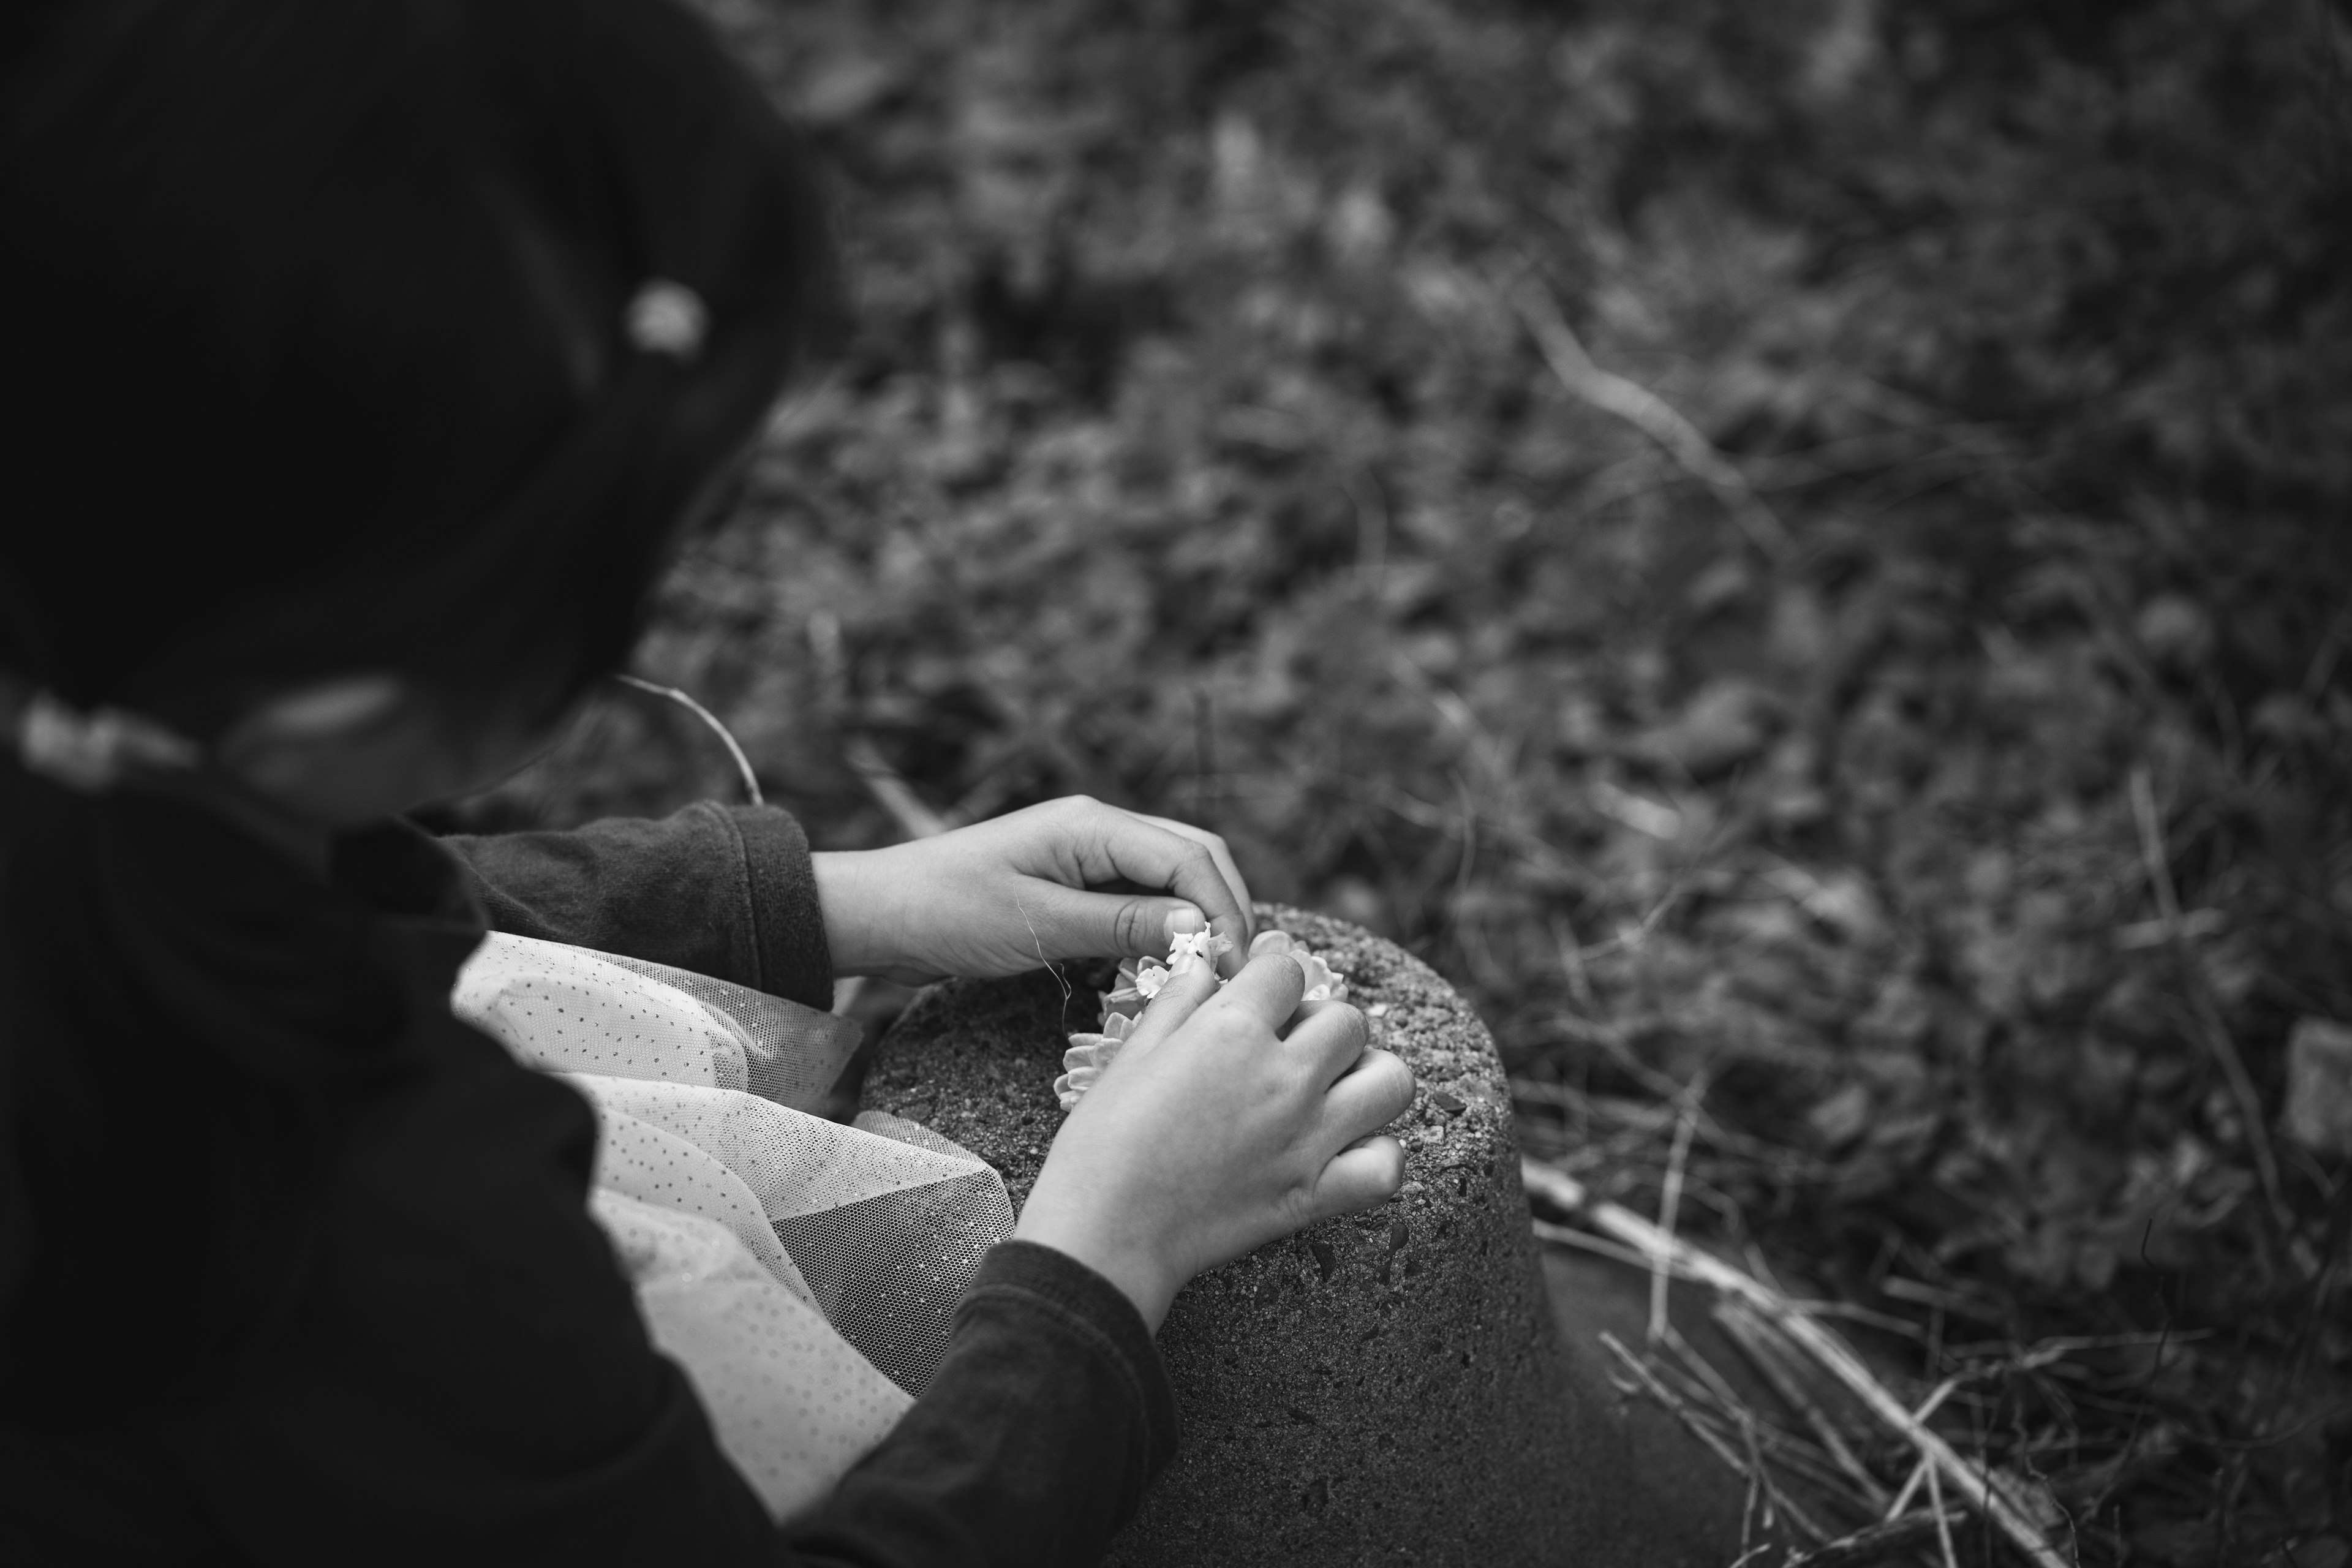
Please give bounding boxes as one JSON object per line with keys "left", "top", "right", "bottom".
{"left": 1013, "top": 952, "right": 1416, "bottom": 1331}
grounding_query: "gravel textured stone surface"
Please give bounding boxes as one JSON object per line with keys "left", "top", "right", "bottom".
{"left": 866, "top": 906, "right": 1734, "bottom": 1567}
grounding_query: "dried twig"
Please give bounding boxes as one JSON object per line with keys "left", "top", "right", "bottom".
{"left": 1608, "top": 1329, "right": 1835, "bottom": 1546}
{"left": 1501, "top": 271, "right": 1793, "bottom": 560}
{"left": 1524, "top": 1158, "right": 2073, "bottom": 1568}
{"left": 1597, "top": 1332, "right": 1825, "bottom": 1539}
{"left": 1651, "top": 1090, "right": 1702, "bottom": 1344}
{"left": 1715, "top": 1298, "right": 1890, "bottom": 1510}
{"left": 1885, "top": 1455, "right": 1929, "bottom": 1520}
{"left": 1532, "top": 1217, "right": 1697, "bottom": 1278}
{"left": 1659, "top": 1324, "right": 1861, "bottom": 1527}
{"left": 615, "top": 674, "right": 764, "bottom": 806}
{"left": 1883, "top": 1380, "right": 1958, "bottom": 1520}
{"left": 1598, "top": 1330, "right": 1750, "bottom": 1475}
{"left": 1924, "top": 1458, "right": 1961, "bottom": 1568}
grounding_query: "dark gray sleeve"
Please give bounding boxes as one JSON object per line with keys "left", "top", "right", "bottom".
{"left": 438, "top": 802, "right": 835, "bottom": 1011}
{"left": 783, "top": 1240, "right": 1180, "bottom": 1567}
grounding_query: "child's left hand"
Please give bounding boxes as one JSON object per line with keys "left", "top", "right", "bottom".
{"left": 811, "top": 796, "right": 1254, "bottom": 984}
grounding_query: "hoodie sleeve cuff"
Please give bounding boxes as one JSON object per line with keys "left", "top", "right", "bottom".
{"left": 724, "top": 805, "right": 835, "bottom": 1012}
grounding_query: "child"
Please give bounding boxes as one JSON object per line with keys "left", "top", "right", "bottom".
{"left": 0, "top": 1, "right": 1414, "bottom": 1562}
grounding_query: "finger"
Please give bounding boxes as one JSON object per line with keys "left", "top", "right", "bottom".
{"left": 1280, "top": 1000, "right": 1371, "bottom": 1084}
{"left": 1128, "top": 813, "right": 1251, "bottom": 913}
{"left": 1321, "top": 1047, "right": 1416, "bottom": 1140}
{"left": 1306, "top": 1136, "right": 1407, "bottom": 1219}
{"left": 1128, "top": 812, "right": 1256, "bottom": 972}
{"left": 1117, "top": 952, "right": 1224, "bottom": 1054}
{"left": 1065, "top": 806, "right": 1251, "bottom": 965}
{"left": 1285, "top": 990, "right": 1356, "bottom": 1034}
{"left": 1206, "top": 951, "right": 1306, "bottom": 1029}
{"left": 1017, "top": 882, "right": 1215, "bottom": 963}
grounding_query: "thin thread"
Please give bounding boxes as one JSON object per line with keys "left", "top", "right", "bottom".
{"left": 614, "top": 674, "right": 762, "bottom": 805}
{"left": 1014, "top": 891, "right": 1074, "bottom": 1033}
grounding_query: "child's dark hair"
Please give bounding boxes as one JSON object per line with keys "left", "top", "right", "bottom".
{"left": 0, "top": 0, "right": 840, "bottom": 1332}
{"left": 0, "top": 0, "right": 842, "bottom": 732}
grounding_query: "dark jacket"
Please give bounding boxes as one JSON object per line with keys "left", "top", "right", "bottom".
{"left": 0, "top": 785, "right": 1174, "bottom": 1566}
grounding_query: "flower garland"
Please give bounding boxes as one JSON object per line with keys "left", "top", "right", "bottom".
{"left": 1054, "top": 929, "right": 1349, "bottom": 1110}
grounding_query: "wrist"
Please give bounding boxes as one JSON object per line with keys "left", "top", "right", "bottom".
{"left": 1013, "top": 1200, "right": 1179, "bottom": 1334}
{"left": 810, "top": 848, "right": 891, "bottom": 978}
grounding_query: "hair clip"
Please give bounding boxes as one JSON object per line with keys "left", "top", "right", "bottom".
{"left": 15, "top": 691, "right": 199, "bottom": 793}
{"left": 624, "top": 279, "right": 709, "bottom": 360}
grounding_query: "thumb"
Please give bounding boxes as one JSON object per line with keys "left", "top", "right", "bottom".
{"left": 1025, "top": 881, "right": 1209, "bottom": 962}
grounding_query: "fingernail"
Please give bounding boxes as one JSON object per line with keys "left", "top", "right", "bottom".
{"left": 1164, "top": 905, "right": 1206, "bottom": 944}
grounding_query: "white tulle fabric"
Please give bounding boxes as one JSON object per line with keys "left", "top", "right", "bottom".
{"left": 451, "top": 933, "right": 1014, "bottom": 1520}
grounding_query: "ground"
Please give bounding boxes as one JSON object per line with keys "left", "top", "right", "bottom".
{"left": 440, "top": 2, "right": 2352, "bottom": 1560}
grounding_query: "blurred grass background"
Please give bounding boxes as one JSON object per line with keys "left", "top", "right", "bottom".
{"left": 437, "top": 1, "right": 2352, "bottom": 1559}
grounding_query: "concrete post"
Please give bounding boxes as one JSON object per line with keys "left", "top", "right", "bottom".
{"left": 865, "top": 906, "right": 1738, "bottom": 1567}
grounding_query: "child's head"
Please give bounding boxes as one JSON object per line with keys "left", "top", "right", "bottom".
{"left": 1, "top": 0, "right": 840, "bottom": 814}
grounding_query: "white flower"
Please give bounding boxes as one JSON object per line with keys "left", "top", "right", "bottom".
{"left": 1101, "top": 957, "right": 1163, "bottom": 1016}
{"left": 1248, "top": 929, "right": 1296, "bottom": 960}
{"left": 1297, "top": 951, "right": 1349, "bottom": 1003}
{"left": 1060, "top": 929, "right": 1349, "bottom": 1110}
{"left": 1055, "top": 1011, "right": 1138, "bottom": 1110}
{"left": 1166, "top": 928, "right": 1233, "bottom": 975}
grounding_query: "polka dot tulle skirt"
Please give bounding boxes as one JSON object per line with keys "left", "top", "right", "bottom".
{"left": 452, "top": 934, "right": 1014, "bottom": 1520}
